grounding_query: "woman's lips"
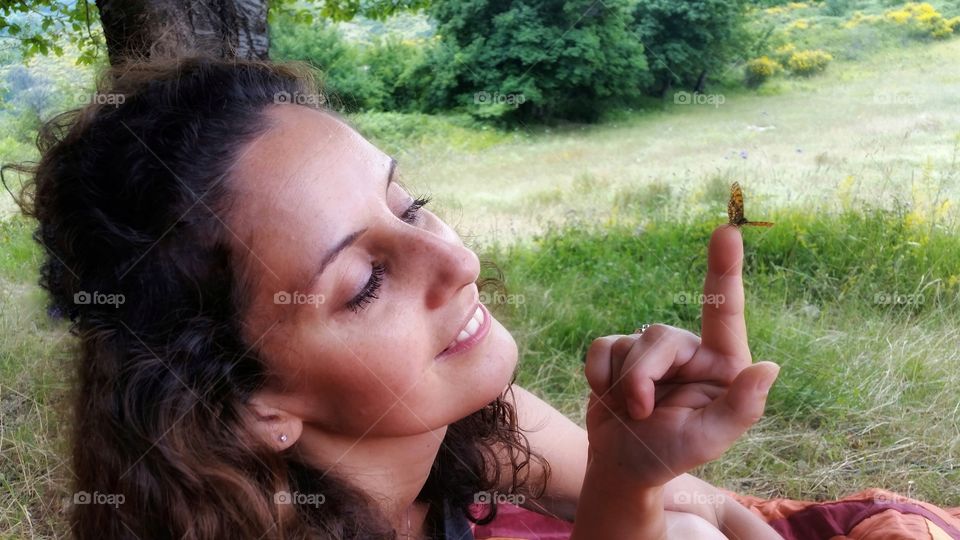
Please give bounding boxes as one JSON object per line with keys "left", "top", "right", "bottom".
{"left": 436, "top": 303, "right": 491, "bottom": 360}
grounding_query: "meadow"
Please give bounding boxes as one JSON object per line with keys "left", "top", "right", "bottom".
{"left": 1, "top": 20, "right": 959, "bottom": 540}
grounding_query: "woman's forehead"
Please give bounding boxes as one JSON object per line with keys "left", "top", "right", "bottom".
{"left": 226, "top": 105, "right": 393, "bottom": 286}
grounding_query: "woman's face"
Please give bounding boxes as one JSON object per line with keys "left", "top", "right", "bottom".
{"left": 228, "top": 105, "right": 518, "bottom": 438}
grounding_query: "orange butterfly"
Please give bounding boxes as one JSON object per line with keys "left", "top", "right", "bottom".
{"left": 728, "top": 182, "right": 774, "bottom": 227}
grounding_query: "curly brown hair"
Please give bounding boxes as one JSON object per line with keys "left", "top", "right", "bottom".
{"left": 3, "top": 55, "right": 548, "bottom": 539}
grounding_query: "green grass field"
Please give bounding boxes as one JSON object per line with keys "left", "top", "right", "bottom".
{"left": 2, "top": 29, "right": 959, "bottom": 538}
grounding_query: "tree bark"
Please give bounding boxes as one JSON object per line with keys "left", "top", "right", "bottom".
{"left": 693, "top": 70, "right": 708, "bottom": 94}
{"left": 95, "top": 0, "right": 269, "bottom": 64}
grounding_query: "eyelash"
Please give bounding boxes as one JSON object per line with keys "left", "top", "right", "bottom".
{"left": 345, "top": 196, "right": 431, "bottom": 313}
{"left": 400, "top": 196, "right": 431, "bottom": 224}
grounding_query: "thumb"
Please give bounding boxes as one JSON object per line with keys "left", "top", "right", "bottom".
{"left": 702, "top": 362, "right": 780, "bottom": 447}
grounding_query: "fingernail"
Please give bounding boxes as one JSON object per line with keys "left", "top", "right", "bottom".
{"left": 757, "top": 364, "right": 780, "bottom": 393}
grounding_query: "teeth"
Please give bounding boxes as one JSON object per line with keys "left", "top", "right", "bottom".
{"left": 442, "top": 305, "right": 486, "bottom": 352}
{"left": 464, "top": 317, "right": 480, "bottom": 335}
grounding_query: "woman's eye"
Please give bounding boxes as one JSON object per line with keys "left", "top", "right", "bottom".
{"left": 346, "top": 263, "right": 385, "bottom": 313}
{"left": 400, "top": 196, "right": 431, "bottom": 224}
{"left": 344, "top": 196, "right": 431, "bottom": 314}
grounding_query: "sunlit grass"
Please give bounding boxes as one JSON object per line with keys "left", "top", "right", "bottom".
{"left": 356, "top": 38, "right": 960, "bottom": 247}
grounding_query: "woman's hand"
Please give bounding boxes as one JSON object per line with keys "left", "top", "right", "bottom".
{"left": 583, "top": 225, "right": 780, "bottom": 489}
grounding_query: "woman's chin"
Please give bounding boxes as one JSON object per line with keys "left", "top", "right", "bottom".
{"left": 440, "top": 318, "right": 518, "bottom": 409}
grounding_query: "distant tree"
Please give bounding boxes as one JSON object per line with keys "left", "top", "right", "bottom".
{"left": 632, "top": 0, "right": 749, "bottom": 96}
{"left": 428, "top": 0, "right": 650, "bottom": 123}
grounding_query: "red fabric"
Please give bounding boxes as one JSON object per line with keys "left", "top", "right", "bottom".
{"left": 468, "top": 490, "right": 960, "bottom": 539}
{"left": 469, "top": 503, "right": 573, "bottom": 540}
{"left": 721, "top": 488, "right": 960, "bottom": 540}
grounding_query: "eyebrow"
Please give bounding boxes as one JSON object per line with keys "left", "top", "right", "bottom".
{"left": 310, "top": 157, "right": 397, "bottom": 283}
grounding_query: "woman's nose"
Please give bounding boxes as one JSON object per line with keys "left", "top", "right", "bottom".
{"left": 406, "top": 227, "right": 480, "bottom": 309}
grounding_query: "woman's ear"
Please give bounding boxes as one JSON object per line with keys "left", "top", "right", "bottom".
{"left": 247, "top": 392, "right": 304, "bottom": 451}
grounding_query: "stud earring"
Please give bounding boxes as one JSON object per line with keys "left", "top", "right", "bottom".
{"left": 279, "top": 434, "right": 288, "bottom": 443}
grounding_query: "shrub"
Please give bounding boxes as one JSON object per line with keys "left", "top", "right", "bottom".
{"left": 632, "top": 0, "right": 750, "bottom": 95}
{"left": 745, "top": 56, "right": 783, "bottom": 87}
{"left": 361, "top": 36, "right": 430, "bottom": 112}
{"left": 843, "top": 11, "right": 881, "bottom": 29}
{"left": 772, "top": 43, "right": 797, "bottom": 64}
{"left": 881, "top": 2, "right": 956, "bottom": 39}
{"left": 786, "top": 49, "right": 833, "bottom": 75}
{"left": 270, "top": 17, "right": 385, "bottom": 111}
{"left": 429, "top": 0, "right": 651, "bottom": 123}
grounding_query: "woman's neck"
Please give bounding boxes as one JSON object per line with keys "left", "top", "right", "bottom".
{"left": 294, "top": 422, "right": 449, "bottom": 535}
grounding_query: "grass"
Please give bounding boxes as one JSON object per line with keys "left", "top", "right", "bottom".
{"left": 2, "top": 18, "right": 960, "bottom": 538}
{"left": 484, "top": 202, "right": 960, "bottom": 504}
{"left": 354, "top": 37, "right": 960, "bottom": 247}
{"left": 1, "top": 217, "right": 74, "bottom": 539}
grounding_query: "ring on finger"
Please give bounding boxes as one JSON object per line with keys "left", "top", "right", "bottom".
{"left": 633, "top": 323, "right": 652, "bottom": 335}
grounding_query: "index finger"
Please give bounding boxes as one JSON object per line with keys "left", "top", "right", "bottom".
{"left": 700, "top": 225, "right": 750, "bottom": 360}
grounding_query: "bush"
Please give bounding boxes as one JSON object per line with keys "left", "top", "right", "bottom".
{"left": 849, "top": 2, "right": 957, "bottom": 40}
{"left": 632, "top": 0, "right": 751, "bottom": 95}
{"left": 428, "top": 0, "right": 651, "bottom": 123}
{"left": 360, "top": 36, "right": 430, "bottom": 112}
{"left": 270, "top": 16, "right": 385, "bottom": 111}
{"left": 745, "top": 55, "right": 783, "bottom": 87}
{"left": 771, "top": 42, "right": 797, "bottom": 64}
{"left": 786, "top": 49, "right": 833, "bottom": 75}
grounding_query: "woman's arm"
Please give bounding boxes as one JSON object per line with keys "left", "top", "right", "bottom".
{"left": 570, "top": 458, "right": 667, "bottom": 540}
{"left": 500, "top": 384, "right": 780, "bottom": 538}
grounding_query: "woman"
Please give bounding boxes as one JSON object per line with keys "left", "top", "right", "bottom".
{"left": 9, "top": 56, "right": 782, "bottom": 539}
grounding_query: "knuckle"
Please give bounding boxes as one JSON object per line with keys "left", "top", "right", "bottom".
{"left": 586, "top": 336, "right": 614, "bottom": 360}
{"left": 611, "top": 335, "right": 639, "bottom": 358}
{"left": 639, "top": 323, "right": 671, "bottom": 342}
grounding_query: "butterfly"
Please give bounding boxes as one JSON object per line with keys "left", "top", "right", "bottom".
{"left": 728, "top": 182, "right": 774, "bottom": 227}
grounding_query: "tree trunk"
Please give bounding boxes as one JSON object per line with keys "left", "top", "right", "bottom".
{"left": 95, "top": 0, "right": 269, "bottom": 64}
{"left": 659, "top": 77, "right": 672, "bottom": 99}
{"left": 693, "top": 70, "right": 708, "bottom": 93}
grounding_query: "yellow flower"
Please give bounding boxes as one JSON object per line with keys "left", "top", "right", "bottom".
{"left": 885, "top": 9, "right": 912, "bottom": 24}
{"left": 787, "top": 49, "right": 833, "bottom": 75}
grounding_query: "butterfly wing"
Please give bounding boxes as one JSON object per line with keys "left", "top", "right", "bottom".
{"left": 728, "top": 182, "right": 745, "bottom": 225}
